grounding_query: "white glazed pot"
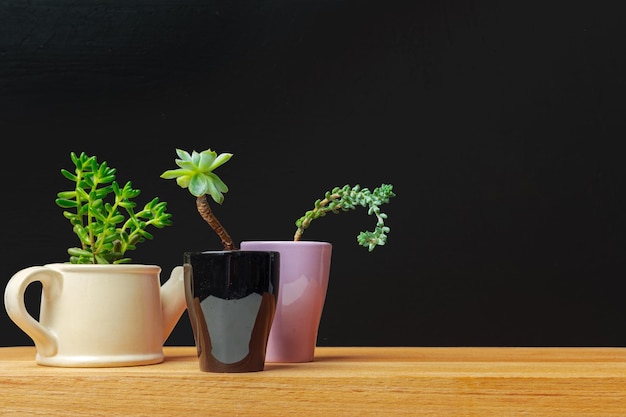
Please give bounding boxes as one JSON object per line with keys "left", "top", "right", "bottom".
{"left": 4, "top": 263, "right": 186, "bottom": 367}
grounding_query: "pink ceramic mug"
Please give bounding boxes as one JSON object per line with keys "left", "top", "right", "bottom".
{"left": 240, "top": 241, "right": 332, "bottom": 363}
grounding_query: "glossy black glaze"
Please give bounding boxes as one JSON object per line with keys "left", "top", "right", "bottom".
{"left": 184, "top": 251, "right": 279, "bottom": 301}
{"left": 183, "top": 250, "right": 279, "bottom": 372}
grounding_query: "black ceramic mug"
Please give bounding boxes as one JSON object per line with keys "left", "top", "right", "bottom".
{"left": 183, "top": 250, "right": 280, "bottom": 372}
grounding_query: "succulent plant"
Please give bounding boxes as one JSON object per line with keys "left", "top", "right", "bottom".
{"left": 294, "top": 184, "right": 396, "bottom": 251}
{"left": 55, "top": 151, "right": 172, "bottom": 264}
{"left": 160, "top": 148, "right": 235, "bottom": 250}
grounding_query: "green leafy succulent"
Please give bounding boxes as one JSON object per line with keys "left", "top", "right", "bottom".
{"left": 55, "top": 152, "right": 172, "bottom": 264}
{"left": 161, "top": 148, "right": 235, "bottom": 250}
{"left": 295, "top": 184, "right": 396, "bottom": 251}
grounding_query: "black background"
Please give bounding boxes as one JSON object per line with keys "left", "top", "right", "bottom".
{"left": 2, "top": 0, "right": 626, "bottom": 347}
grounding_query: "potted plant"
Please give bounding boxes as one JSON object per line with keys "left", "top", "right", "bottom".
{"left": 4, "top": 151, "right": 187, "bottom": 367}
{"left": 241, "top": 183, "right": 396, "bottom": 362}
{"left": 161, "top": 147, "right": 396, "bottom": 363}
{"left": 161, "top": 148, "right": 279, "bottom": 372}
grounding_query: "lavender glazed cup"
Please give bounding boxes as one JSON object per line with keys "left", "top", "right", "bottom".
{"left": 240, "top": 241, "right": 332, "bottom": 363}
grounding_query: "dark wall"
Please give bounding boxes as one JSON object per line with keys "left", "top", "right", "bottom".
{"left": 2, "top": 0, "right": 626, "bottom": 347}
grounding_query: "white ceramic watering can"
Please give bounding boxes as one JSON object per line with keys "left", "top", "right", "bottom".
{"left": 4, "top": 263, "right": 186, "bottom": 367}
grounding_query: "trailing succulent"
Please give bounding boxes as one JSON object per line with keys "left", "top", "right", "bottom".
{"left": 56, "top": 151, "right": 172, "bottom": 264}
{"left": 294, "top": 183, "right": 396, "bottom": 251}
{"left": 161, "top": 148, "right": 395, "bottom": 252}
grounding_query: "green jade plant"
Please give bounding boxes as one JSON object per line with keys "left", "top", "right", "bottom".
{"left": 160, "top": 148, "right": 395, "bottom": 251}
{"left": 55, "top": 151, "right": 172, "bottom": 264}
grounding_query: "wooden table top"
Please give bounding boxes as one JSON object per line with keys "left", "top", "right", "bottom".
{"left": 1, "top": 346, "right": 625, "bottom": 416}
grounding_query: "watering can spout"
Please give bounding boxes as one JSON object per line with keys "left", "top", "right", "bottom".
{"left": 160, "top": 266, "right": 186, "bottom": 343}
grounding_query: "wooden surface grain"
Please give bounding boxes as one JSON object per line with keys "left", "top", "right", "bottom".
{"left": 1, "top": 346, "right": 625, "bottom": 416}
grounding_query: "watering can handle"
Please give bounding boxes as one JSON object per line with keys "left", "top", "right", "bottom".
{"left": 4, "top": 266, "right": 59, "bottom": 357}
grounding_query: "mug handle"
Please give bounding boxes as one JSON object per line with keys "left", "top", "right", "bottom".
{"left": 4, "top": 266, "right": 60, "bottom": 357}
